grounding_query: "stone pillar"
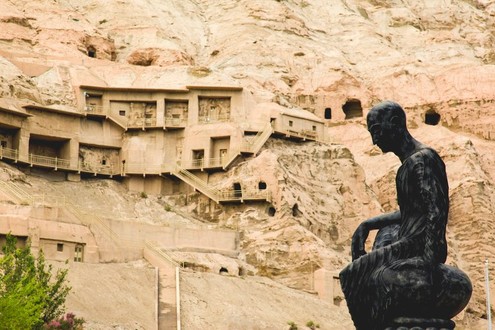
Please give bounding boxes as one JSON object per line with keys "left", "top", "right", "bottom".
{"left": 15, "top": 127, "right": 30, "bottom": 162}
{"left": 156, "top": 98, "right": 165, "bottom": 127}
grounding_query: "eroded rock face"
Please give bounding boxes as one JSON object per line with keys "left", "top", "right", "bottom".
{"left": 0, "top": 0, "right": 494, "bottom": 327}
{"left": 207, "top": 139, "right": 383, "bottom": 289}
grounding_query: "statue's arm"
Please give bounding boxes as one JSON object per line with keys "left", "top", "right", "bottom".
{"left": 413, "top": 154, "right": 448, "bottom": 266}
{"left": 351, "top": 210, "right": 400, "bottom": 261}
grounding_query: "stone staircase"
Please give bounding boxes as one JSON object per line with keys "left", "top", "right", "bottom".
{"left": 144, "top": 241, "right": 181, "bottom": 330}
{"left": 172, "top": 166, "right": 271, "bottom": 204}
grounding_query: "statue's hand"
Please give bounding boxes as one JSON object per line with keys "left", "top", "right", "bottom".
{"left": 351, "top": 223, "right": 369, "bottom": 261}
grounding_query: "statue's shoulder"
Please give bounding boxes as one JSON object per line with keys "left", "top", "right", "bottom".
{"left": 407, "top": 146, "right": 442, "bottom": 164}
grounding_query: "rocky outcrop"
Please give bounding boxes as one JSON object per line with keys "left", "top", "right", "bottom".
{"left": 0, "top": 0, "right": 494, "bottom": 328}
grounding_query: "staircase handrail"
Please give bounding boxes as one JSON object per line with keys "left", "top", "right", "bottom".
{"left": 246, "top": 123, "right": 273, "bottom": 154}
{"left": 145, "top": 240, "right": 181, "bottom": 268}
{"left": 172, "top": 166, "right": 220, "bottom": 203}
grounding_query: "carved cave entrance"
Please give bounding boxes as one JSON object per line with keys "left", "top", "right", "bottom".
{"left": 425, "top": 110, "right": 441, "bottom": 126}
{"left": 342, "top": 99, "right": 363, "bottom": 119}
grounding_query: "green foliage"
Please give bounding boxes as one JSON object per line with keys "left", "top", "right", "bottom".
{"left": 0, "top": 234, "right": 71, "bottom": 329}
{"left": 287, "top": 321, "right": 298, "bottom": 330}
{"left": 163, "top": 204, "right": 172, "bottom": 212}
{"left": 306, "top": 320, "right": 319, "bottom": 329}
{"left": 140, "top": 191, "right": 148, "bottom": 198}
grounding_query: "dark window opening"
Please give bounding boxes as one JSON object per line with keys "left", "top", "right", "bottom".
{"left": 324, "top": 107, "right": 332, "bottom": 119}
{"left": 119, "top": 110, "right": 126, "bottom": 116}
{"left": 289, "top": 120, "right": 293, "bottom": 127}
{"left": 312, "top": 125, "right": 317, "bottom": 131}
{"left": 101, "top": 159, "right": 107, "bottom": 165}
{"left": 0, "top": 141, "right": 6, "bottom": 148}
{"left": 219, "top": 267, "right": 228, "bottom": 274}
{"left": 233, "top": 182, "right": 242, "bottom": 198}
{"left": 87, "top": 47, "right": 96, "bottom": 58}
{"left": 57, "top": 243, "right": 64, "bottom": 252}
{"left": 238, "top": 267, "right": 246, "bottom": 276}
{"left": 267, "top": 205, "right": 276, "bottom": 217}
{"left": 425, "top": 111, "right": 441, "bottom": 126}
{"left": 258, "top": 181, "right": 267, "bottom": 190}
{"left": 342, "top": 99, "right": 363, "bottom": 119}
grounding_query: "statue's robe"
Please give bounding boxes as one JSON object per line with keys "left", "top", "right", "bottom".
{"left": 340, "top": 147, "right": 449, "bottom": 330}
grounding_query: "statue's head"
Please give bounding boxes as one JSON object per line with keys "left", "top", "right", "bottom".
{"left": 367, "top": 101, "right": 407, "bottom": 153}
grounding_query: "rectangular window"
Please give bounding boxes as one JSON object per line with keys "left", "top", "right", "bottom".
{"left": 289, "top": 120, "right": 293, "bottom": 127}
{"left": 57, "top": 243, "right": 63, "bottom": 252}
{"left": 119, "top": 110, "right": 126, "bottom": 116}
{"left": 312, "top": 125, "right": 317, "bottom": 131}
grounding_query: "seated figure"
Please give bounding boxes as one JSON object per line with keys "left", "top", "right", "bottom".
{"left": 339, "top": 101, "right": 472, "bottom": 330}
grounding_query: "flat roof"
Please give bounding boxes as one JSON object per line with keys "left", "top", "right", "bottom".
{"left": 280, "top": 109, "right": 324, "bottom": 123}
{"left": 24, "top": 105, "right": 85, "bottom": 117}
{"left": 186, "top": 85, "right": 243, "bottom": 91}
{"left": 0, "top": 106, "right": 32, "bottom": 118}
{"left": 79, "top": 84, "right": 243, "bottom": 93}
{"left": 79, "top": 85, "right": 189, "bottom": 93}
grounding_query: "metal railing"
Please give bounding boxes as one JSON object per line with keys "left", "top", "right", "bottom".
{"left": 173, "top": 167, "right": 221, "bottom": 203}
{"left": 179, "top": 157, "right": 227, "bottom": 170}
{"left": 29, "top": 154, "right": 71, "bottom": 170}
{"left": 124, "top": 163, "right": 163, "bottom": 175}
{"left": 164, "top": 118, "right": 187, "bottom": 127}
{"left": 84, "top": 105, "right": 104, "bottom": 114}
{"left": 127, "top": 118, "right": 158, "bottom": 129}
{"left": 145, "top": 240, "right": 181, "bottom": 268}
{"left": 279, "top": 126, "right": 319, "bottom": 140}
{"left": 198, "top": 113, "right": 231, "bottom": 124}
{"left": 172, "top": 165, "right": 271, "bottom": 204}
{"left": 78, "top": 161, "right": 119, "bottom": 176}
{"left": 0, "top": 146, "right": 19, "bottom": 161}
{"left": 217, "top": 189, "right": 271, "bottom": 202}
{"left": 241, "top": 123, "right": 273, "bottom": 155}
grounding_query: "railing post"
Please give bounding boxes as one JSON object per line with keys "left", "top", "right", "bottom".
{"left": 176, "top": 266, "right": 181, "bottom": 330}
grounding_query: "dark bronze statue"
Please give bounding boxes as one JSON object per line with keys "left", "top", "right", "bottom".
{"left": 339, "top": 101, "right": 472, "bottom": 330}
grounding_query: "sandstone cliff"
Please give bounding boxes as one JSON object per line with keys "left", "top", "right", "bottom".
{"left": 0, "top": 0, "right": 494, "bottom": 328}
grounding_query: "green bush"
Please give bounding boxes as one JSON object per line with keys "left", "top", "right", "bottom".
{"left": 287, "top": 321, "right": 298, "bottom": 330}
{"left": 306, "top": 320, "right": 320, "bottom": 329}
{"left": 0, "top": 234, "right": 71, "bottom": 329}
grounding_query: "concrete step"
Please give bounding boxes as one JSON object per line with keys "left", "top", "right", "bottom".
{"left": 158, "top": 268, "right": 177, "bottom": 330}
